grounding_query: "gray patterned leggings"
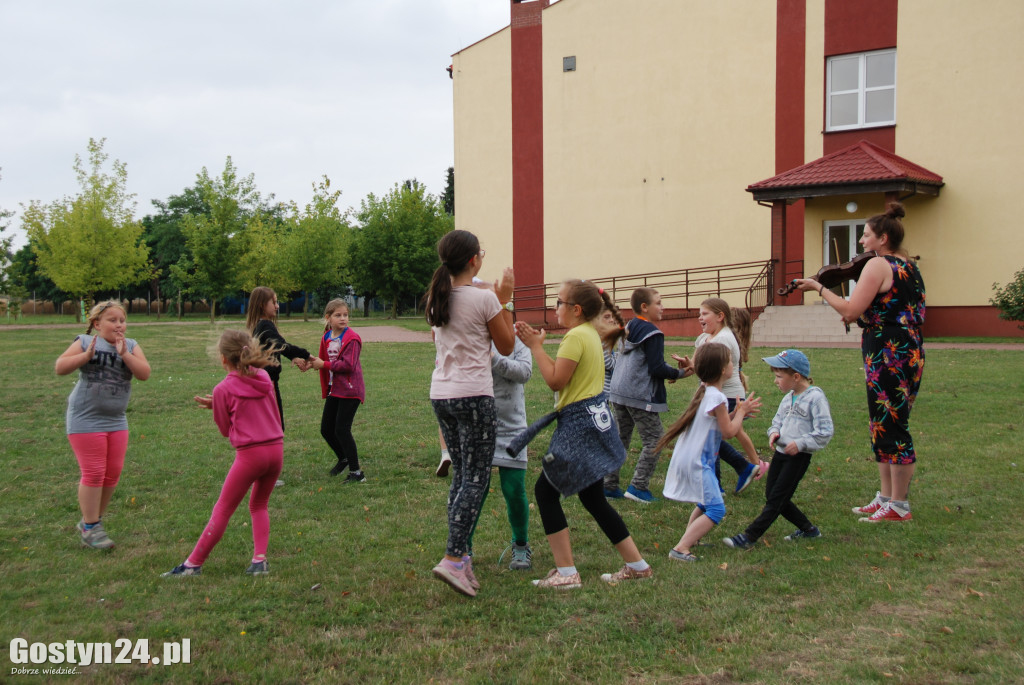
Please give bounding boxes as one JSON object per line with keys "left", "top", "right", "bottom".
{"left": 432, "top": 396, "right": 497, "bottom": 558}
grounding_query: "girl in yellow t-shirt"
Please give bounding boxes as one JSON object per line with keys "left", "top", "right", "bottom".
{"left": 515, "top": 279, "right": 653, "bottom": 590}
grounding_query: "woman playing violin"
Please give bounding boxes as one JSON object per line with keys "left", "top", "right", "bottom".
{"left": 792, "top": 202, "right": 925, "bottom": 524}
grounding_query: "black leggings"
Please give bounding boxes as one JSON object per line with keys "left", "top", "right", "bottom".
{"left": 535, "top": 476, "right": 630, "bottom": 545}
{"left": 321, "top": 396, "right": 361, "bottom": 472}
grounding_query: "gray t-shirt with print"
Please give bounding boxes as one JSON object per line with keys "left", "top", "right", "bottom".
{"left": 65, "top": 334, "right": 138, "bottom": 434}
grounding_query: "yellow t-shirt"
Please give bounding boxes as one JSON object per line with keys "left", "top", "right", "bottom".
{"left": 554, "top": 322, "right": 604, "bottom": 410}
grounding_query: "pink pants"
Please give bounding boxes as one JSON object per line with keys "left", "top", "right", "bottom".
{"left": 187, "top": 442, "right": 283, "bottom": 566}
{"left": 68, "top": 431, "right": 129, "bottom": 488}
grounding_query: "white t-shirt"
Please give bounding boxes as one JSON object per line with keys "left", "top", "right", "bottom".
{"left": 695, "top": 327, "right": 744, "bottom": 399}
{"left": 663, "top": 385, "right": 727, "bottom": 505}
{"left": 430, "top": 285, "right": 503, "bottom": 400}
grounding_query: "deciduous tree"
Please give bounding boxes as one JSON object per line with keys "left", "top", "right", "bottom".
{"left": 22, "top": 139, "right": 150, "bottom": 321}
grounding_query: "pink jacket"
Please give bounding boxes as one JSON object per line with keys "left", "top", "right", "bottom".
{"left": 318, "top": 327, "right": 365, "bottom": 402}
{"left": 212, "top": 368, "right": 284, "bottom": 449}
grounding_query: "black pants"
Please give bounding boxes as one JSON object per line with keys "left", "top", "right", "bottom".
{"left": 744, "top": 450, "right": 813, "bottom": 541}
{"left": 535, "top": 476, "right": 629, "bottom": 545}
{"left": 321, "top": 396, "right": 361, "bottom": 472}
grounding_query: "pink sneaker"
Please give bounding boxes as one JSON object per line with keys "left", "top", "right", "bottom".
{"left": 600, "top": 565, "right": 653, "bottom": 583}
{"left": 852, "top": 491, "right": 886, "bottom": 515}
{"left": 859, "top": 502, "right": 912, "bottom": 523}
{"left": 462, "top": 556, "right": 480, "bottom": 590}
{"left": 432, "top": 559, "right": 476, "bottom": 597}
{"left": 532, "top": 568, "right": 582, "bottom": 590}
{"left": 753, "top": 459, "right": 769, "bottom": 481}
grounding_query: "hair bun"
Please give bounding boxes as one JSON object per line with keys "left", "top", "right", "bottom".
{"left": 885, "top": 202, "right": 906, "bottom": 220}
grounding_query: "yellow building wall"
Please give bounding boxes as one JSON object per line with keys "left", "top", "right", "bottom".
{"left": 452, "top": 27, "right": 514, "bottom": 270}
{"left": 800, "top": 0, "right": 1024, "bottom": 307}
{"left": 540, "top": 0, "right": 776, "bottom": 302}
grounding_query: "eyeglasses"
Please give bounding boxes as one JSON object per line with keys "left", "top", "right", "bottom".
{"left": 555, "top": 299, "right": 576, "bottom": 309}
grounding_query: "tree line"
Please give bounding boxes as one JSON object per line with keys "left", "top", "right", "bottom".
{"left": 1, "top": 139, "right": 456, "bottom": 322}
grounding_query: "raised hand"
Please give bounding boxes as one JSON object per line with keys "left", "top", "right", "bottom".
{"left": 495, "top": 267, "right": 515, "bottom": 306}
{"left": 194, "top": 394, "right": 214, "bottom": 410}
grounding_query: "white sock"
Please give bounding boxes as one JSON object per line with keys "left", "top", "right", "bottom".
{"left": 441, "top": 449, "right": 450, "bottom": 460}
{"left": 626, "top": 559, "right": 650, "bottom": 572}
{"left": 557, "top": 565, "right": 577, "bottom": 577}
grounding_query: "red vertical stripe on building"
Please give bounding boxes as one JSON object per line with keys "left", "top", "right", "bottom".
{"left": 510, "top": 1, "right": 547, "bottom": 294}
{"left": 823, "top": 0, "right": 897, "bottom": 154}
{"left": 776, "top": 0, "right": 806, "bottom": 304}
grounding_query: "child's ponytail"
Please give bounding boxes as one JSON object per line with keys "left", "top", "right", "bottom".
{"left": 425, "top": 230, "right": 480, "bottom": 327}
{"left": 654, "top": 342, "right": 732, "bottom": 452}
{"left": 219, "top": 329, "right": 280, "bottom": 376}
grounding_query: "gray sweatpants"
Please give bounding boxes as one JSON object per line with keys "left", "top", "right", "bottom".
{"left": 605, "top": 403, "right": 664, "bottom": 492}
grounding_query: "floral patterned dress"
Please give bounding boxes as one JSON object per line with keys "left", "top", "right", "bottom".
{"left": 857, "top": 255, "right": 926, "bottom": 464}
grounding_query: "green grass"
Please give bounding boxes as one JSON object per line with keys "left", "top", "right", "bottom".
{"left": 1, "top": 322, "right": 1023, "bottom": 683}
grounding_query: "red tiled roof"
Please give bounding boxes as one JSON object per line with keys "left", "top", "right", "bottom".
{"left": 747, "top": 140, "right": 944, "bottom": 191}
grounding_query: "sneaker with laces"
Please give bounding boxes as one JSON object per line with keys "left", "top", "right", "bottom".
{"left": 723, "top": 533, "right": 755, "bottom": 550}
{"left": 668, "top": 549, "right": 699, "bottom": 562}
{"left": 624, "top": 484, "right": 657, "bottom": 503}
{"left": 343, "top": 470, "right": 366, "bottom": 484}
{"left": 499, "top": 541, "right": 533, "bottom": 570}
{"left": 435, "top": 454, "right": 451, "bottom": 478}
{"left": 432, "top": 559, "right": 476, "bottom": 597}
{"left": 329, "top": 460, "right": 347, "bottom": 476}
{"left": 604, "top": 487, "right": 625, "bottom": 499}
{"left": 735, "top": 462, "right": 759, "bottom": 494}
{"left": 783, "top": 526, "right": 822, "bottom": 541}
{"left": 600, "top": 565, "right": 653, "bottom": 583}
{"left": 78, "top": 521, "right": 115, "bottom": 550}
{"left": 532, "top": 568, "right": 582, "bottom": 590}
{"left": 161, "top": 563, "right": 201, "bottom": 577}
{"left": 852, "top": 491, "right": 887, "bottom": 515}
{"left": 246, "top": 560, "right": 269, "bottom": 575}
{"left": 462, "top": 556, "right": 480, "bottom": 590}
{"left": 859, "top": 501, "right": 912, "bottom": 523}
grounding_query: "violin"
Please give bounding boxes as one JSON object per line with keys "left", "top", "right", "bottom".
{"left": 777, "top": 251, "right": 877, "bottom": 296}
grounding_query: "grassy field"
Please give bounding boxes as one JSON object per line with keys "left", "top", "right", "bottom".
{"left": 1, "top": 319, "right": 1022, "bottom": 683}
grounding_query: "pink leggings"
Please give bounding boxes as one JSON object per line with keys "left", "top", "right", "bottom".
{"left": 187, "top": 442, "right": 283, "bottom": 566}
{"left": 68, "top": 431, "right": 129, "bottom": 488}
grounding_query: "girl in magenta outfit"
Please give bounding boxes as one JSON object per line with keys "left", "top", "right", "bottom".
{"left": 162, "top": 330, "right": 283, "bottom": 577}
{"left": 310, "top": 299, "right": 366, "bottom": 482}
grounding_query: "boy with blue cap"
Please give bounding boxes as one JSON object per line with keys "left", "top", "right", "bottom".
{"left": 724, "top": 349, "right": 833, "bottom": 549}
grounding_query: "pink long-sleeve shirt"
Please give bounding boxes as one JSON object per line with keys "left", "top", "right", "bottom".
{"left": 212, "top": 368, "right": 284, "bottom": 449}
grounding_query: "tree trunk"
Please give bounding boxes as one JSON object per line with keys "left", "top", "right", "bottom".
{"left": 363, "top": 295, "right": 370, "bottom": 318}
{"left": 209, "top": 298, "right": 216, "bottom": 323}
{"left": 302, "top": 291, "right": 309, "bottom": 322}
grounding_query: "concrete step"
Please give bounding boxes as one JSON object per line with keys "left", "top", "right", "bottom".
{"left": 753, "top": 304, "right": 860, "bottom": 344}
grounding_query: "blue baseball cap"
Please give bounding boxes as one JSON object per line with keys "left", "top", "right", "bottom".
{"left": 761, "top": 349, "right": 811, "bottom": 377}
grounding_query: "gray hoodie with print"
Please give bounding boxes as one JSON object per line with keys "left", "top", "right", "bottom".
{"left": 767, "top": 385, "right": 834, "bottom": 454}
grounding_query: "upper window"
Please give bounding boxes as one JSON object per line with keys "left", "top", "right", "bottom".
{"left": 826, "top": 49, "right": 896, "bottom": 131}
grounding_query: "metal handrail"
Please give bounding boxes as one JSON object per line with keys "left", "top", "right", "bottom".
{"left": 514, "top": 259, "right": 775, "bottom": 327}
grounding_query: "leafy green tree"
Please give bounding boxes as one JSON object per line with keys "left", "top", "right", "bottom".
{"left": 172, "top": 157, "right": 267, "bottom": 322}
{"left": 350, "top": 180, "right": 453, "bottom": 319}
{"left": 21, "top": 139, "right": 151, "bottom": 320}
{"left": 278, "top": 176, "right": 351, "bottom": 320}
{"left": 0, "top": 170, "right": 15, "bottom": 294}
{"left": 442, "top": 166, "right": 454, "bottom": 216}
{"left": 9, "top": 243, "right": 66, "bottom": 313}
{"left": 141, "top": 185, "right": 210, "bottom": 316}
{"left": 991, "top": 269, "right": 1024, "bottom": 329}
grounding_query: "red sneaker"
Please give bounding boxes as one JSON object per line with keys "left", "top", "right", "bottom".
{"left": 859, "top": 502, "right": 912, "bottom": 523}
{"left": 851, "top": 492, "right": 886, "bottom": 515}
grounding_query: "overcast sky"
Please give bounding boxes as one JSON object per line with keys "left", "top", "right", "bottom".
{"left": 0, "top": 0, "right": 510, "bottom": 248}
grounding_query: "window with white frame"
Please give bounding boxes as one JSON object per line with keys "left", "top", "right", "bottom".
{"left": 826, "top": 49, "right": 896, "bottom": 131}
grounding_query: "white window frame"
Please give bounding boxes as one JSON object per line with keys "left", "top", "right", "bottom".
{"left": 822, "top": 219, "right": 866, "bottom": 298}
{"left": 826, "top": 49, "right": 896, "bottom": 131}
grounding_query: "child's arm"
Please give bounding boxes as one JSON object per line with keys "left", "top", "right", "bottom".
{"left": 55, "top": 336, "right": 96, "bottom": 376}
{"left": 713, "top": 393, "right": 761, "bottom": 439}
{"left": 792, "top": 393, "right": 834, "bottom": 454}
{"left": 211, "top": 387, "right": 232, "bottom": 438}
{"left": 487, "top": 267, "right": 516, "bottom": 356}
{"left": 515, "top": 321, "right": 577, "bottom": 392}
{"left": 492, "top": 342, "right": 532, "bottom": 384}
{"left": 766, "top": 399, "right": 786, "bottom": 450}
{"left": 118, "top": 340, "right": 151, "bottom": 381}
{"left": 255, "top": 320, "right": 310, "bottom": 362}
{"left": 641, "top": 335, "right": 682, "bottom": 380}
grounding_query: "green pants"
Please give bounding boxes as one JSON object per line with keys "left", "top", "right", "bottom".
{"left": 467, "top": 466, "right": 530, "bottom": 553}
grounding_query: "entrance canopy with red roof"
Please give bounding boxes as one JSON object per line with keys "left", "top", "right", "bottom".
{"left": 746, "top": 140, "right": 944, "bottom": 203}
